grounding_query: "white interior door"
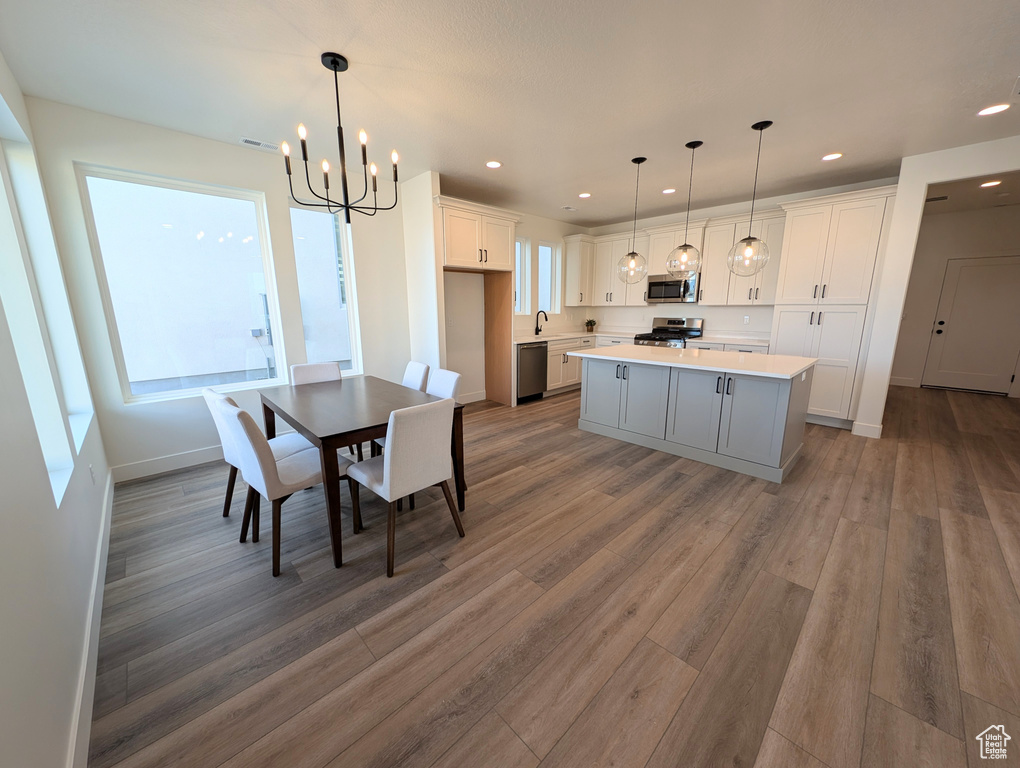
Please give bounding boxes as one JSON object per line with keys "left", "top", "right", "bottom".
{"left": 922, "top": 256, "right": 1020, "bottom": 393}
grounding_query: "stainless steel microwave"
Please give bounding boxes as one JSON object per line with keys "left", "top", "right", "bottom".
{"left": 646, "top": 273, "right": 699, "bottom": 303}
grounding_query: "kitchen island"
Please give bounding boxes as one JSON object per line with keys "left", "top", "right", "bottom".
{"left": 568, "top": 345, "right": 816, "bottom": 482}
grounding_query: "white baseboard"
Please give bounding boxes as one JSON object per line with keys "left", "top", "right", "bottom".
{"left": 852, "top": 421, "right": 883, "bottom": 439}
{"left": 459, "top": 390, "right": 486, "bottom": 404}
{"left": 888, "top": 376, "right": 918, "bottom": 387}
{"left": 112, "top": 445, "right": 223, "bottom": 482}
{"left": 806, "top": 414, "right": 854, "bottom": 430}
{"left": 67, "top": 469, "right": 114, "bottom": 768}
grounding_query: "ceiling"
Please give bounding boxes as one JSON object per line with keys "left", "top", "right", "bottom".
{"left": 923, "top": 170, "right": 1020, "bottom": 214}
{"left": 1, "top": 0, "right": 1018, "bottom": 227}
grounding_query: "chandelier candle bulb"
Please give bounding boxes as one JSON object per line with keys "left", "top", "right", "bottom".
{"left": 359, "top": 130, "right": 368, "bottom": 165}
{"left": 370, "top": 162, "right": 378, "bottom": 192}
{"left": 321, "top": 160, "right": 330, "bottom": 190}
{"left": 391, "top": 151, "right": 399, "bottom": 181}
{"left": 281, "top": 142, "right": 291, "bottom": 175}
{"left": 297, "top": 124, "right": 309, "bottom": 161}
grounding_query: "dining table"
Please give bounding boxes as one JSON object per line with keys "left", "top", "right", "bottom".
{"left": 259, "top": 374, "right": 466, "bottom": 568}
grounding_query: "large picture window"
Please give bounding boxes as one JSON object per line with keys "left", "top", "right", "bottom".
{"left": 291, "top": 207, "right": 360, "bottom": 372}
{"left": 81, "top": 170, "right": 283, "bottom": 398}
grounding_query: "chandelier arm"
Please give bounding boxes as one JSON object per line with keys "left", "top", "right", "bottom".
{"left": 350, "top": 180, "right": 399, "bottom": 213}
{"left": 347, "top": 163, "right": 370, "bottom": 206}
{"left": 350, "top": 188, "right": 380, "bottom": 216}
{"left": 301, "top": 158, "right": 334, "bottom": 204}
{"left": 288, "top": 173, "right": 341, "bottom": 210}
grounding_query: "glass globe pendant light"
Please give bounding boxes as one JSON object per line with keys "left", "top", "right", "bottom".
{"left": 667, "top": 140, "right": 704, "bottom": 277}
{"left": 727, "top": 120, "right": 773, "bottom": 277}
{"left": 617, "top": 157, "right": 648, "bottom": 285}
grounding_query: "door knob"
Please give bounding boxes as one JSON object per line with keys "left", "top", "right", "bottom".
{"left": 937, "top": 320, "right": 945, "bottom": 325}
{"left": 936, "top": 329, "right": 943, "bottom": 334}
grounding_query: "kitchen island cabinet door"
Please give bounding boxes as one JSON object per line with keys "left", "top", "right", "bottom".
{"left": 717, "top": 373, "right": 786, "bottom": 467}
{"left": 581, "top": 358, "right": 623, "bottom": 427}
{"left": 665, "top": 367, "right": 724, "bottom": 452}
{"left": 619, "top": 363, "right": 671, "bottom": 439}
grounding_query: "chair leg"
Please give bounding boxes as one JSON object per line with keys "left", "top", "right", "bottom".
{"left": 356, "top": 443, "right": 364, "bottom": 462}
{"left": 397, "top": 498, "right": 403, "bottom": 512}
{"left": 347, "top": 476, "right": 362, "bottom": 533}
{"left": 409, "top": 492, "right": 415, "bottom": 510}
{"left": 272, "top": 498, "right": 284, "bottom": 577}
{"left": 240, "top": 486, "right": 256, "bottom": 542}
{"left": 223, "top": 465, "right": 238, "bottom": 517}
{"left": 252, "top": 494, "right": 261, "bottom": 543}
{"left": 387, "top": 501, "right": 398, "bottom": 577}
{"left": 371, "top": 442, "right": 379, "bottom": 458}
{"left": 439, "top": 480, "right": 465, "bottom": 537}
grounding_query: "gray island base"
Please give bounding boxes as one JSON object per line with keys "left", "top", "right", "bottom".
{"left": 569, "top": 345, "right": 817, "bottom": 483}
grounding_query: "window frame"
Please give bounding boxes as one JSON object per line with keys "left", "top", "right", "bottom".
{"left": 288, "top": 204, "right": 366, "bottom": 377}
{"left": 514, "top": 236, "right": 531, "bottom": 315}
{"left": 536, "top": 239, "right": 563, "bottom": 315}
{"left": 76, "top": 164, "right": 288, "bottom": 404}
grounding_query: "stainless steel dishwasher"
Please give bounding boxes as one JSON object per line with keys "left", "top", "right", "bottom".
{"left": 517, "top": 341, "right": 548, "bottom": 404}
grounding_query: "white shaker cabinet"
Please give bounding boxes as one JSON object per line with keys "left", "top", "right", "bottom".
{"left": 564, "top": 236, "right": 595, "bottom": 307}
{"left": 647, "top": 225, "right": 705, "bottom": 277}
{"left": 771, "top": 305, "right": 866, "bottom": 419}
{"left": 664, "top": 367, "right": 724, "bottom": 452}
{"left": 592, "top": 236, "right": 649, "bottom": 306}
{"left": 698, "top": 222, "right": 736, "bottom": 305}
{"left": 440, "top": 205, "right": 514, "bottom": 271}
{"left": 775, "top": 194, "right": 888, "bottom": 305}
{"left": 726, "top": 215, "right": 786, "bottom": 306}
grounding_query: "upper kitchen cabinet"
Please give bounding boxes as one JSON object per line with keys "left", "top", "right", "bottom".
{"left": 646, "top": 223, "right": 706, "bottom": 277}
{"left": 775, "top": 188, "right": 894, "bottom": 305}
{"left": 437, "top": 196, "right": 517, "bottom": 271}
{"left": 564, "top": 235, "right": 595, "bottom": 307}
{"left": 592, "top": 234, "right": 649, "bottom": 306}
{"left": 698, "top": 212, "right": 784, "bottom": 306}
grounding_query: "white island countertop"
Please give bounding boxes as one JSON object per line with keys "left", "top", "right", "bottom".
{"left": 568, "top": 344, "right": 816, "bottom": 380}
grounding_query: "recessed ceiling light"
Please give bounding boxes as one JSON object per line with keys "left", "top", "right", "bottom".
{"left": 561, "top": 205, "right": 577, "bottom": 212}
{"left": 981, "top": 180, "right": 1002, "bottom": 187}
{"left": 662, "top": 188, "right": 676, "bottom": 194}
{"left": 486, "top": 161, "right": 502, "bottom": 169}
{"left": 978, "top": 104, "right": 1010, "bottom": 116}
{"left": 822, "top": 153, "right": 843, "bottom": 161}
{"left": 578, "top": 192, "right": 591, "bottom": 199}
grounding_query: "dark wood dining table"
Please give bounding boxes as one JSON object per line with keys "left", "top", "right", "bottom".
{"left": 259, "top": 375, "right": 466, "bottom": 568}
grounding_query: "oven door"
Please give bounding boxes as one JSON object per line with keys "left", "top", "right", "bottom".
{"left": 647, "top": 274, "right": 698, "bottom": 303}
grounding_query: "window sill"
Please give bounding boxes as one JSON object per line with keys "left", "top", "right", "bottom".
{"left": 122, "top": 376, "right": 288, "bottom": 406}
{"left": 68, "top": 411, "right": 94, "bottom": 454}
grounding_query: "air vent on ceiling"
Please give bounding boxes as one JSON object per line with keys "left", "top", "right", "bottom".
{"left": 1012, "top": 75, "right": 1020, "bottom": 104}
{"left": 925, "top": 195, "right": 949, "bottom": 203}
{"left": 561, "top": 205, "right": 577, "bottom": 212}
{"left": 239, "top": 137, "right": 280, "bottom": 153}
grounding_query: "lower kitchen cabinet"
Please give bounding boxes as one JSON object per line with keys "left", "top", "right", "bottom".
{"left": 580, "top": 359, "right": 669, "bottom": 438}
{"left": 665, "top": 368, "right": 724, "bottom": 452}
{"left": 771, "top": 305, "right": 865, "bottom": 419}
{"left": 546, "top": 337, "right": 592, "bottom": 390}
{"left": 665, "top": 368, "right": 787, "bottom": 466}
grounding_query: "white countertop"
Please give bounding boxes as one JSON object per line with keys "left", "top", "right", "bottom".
{"left": 568, "top": 344, "right": 815, "bottom": 379}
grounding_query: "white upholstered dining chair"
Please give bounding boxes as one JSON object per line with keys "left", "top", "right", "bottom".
{"left": 213, "top": 395, "right": 353, "bottom": 576}
{"left": 426, "top": 368, "right": 462, "bottom": 400}
{"left": 202, "top": 388, "right": 311, "bottom": 518}
{"left": 348, "top": 398, "right": 464, "bottom": 577}
{"left": 290, "top": 361, "right": 362, "bottom": 460}
{"left": 401, "top": 360, "right": 430, "bottom": 392}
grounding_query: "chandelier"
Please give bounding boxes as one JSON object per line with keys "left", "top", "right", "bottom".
{"left": 281, "top": 53, "right": 399, "bottom": 224}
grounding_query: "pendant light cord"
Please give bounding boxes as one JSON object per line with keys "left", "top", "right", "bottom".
{"left": 684, "top": 146, "right": 696, "bottom": 244}
{"left": 631, "top": 162, "right": 641, "bottom": 249}
{"left": 748, "top": 128, "right": 764, "bottom": 238}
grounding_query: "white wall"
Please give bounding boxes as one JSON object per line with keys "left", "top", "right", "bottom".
{"left": 855, "top": 134, "right": 1020, "bottom": 436}
{"left": 27, "top": 97, "right": 412, "bottom": 480}
{"left": 0, "top": 55, "right": 112, "bottom": 768}
{"left": 891, "top": 203, "right": 1020, "bottom": 386}
{"left": 443, "top": 271, "right": 486, "bottom": 401}
{"left": 513, "top": 210, "right": 588, "bottom": 336}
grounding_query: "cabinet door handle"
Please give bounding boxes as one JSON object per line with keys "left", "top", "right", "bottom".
{"left": 580, "top": 292, "right": 583, "bottom": 302}
{"left": 821, "top": 284, "right": 827, "bottom": 298}
{"left": 716, "top": 376, "right": 722, "bottom": 394}
{"left": 818, "top": 312, "right": 823, "bottom": 325}
{"left": 610, "top": 292, "right": 614, "bottom": 302}
{"left": 484, "top": 249, "right": 488, "bottom": 262}
{"left": 622, "top": 365, "right": 628, "bottom": 380}
{"left": 698, "top": 289, "right": 703, "bottom": 301}
{"left": 748, "top": 288, "right": 753, "bottom": 300}
{"left": 725, "top": 377, "right": 733, "bottom": 395}
{"left": 616, "top": 364, "right": 621, "bottom": 379}
{"left": 478, "top": 248, "right": 482, "bottom": 262}
{"left": 643, "top": 291, "right": 647, "bottom": 301}
{"left": 754, "top": 287, "right": 759, "bottom": 300}
{"left": 813, "top": 284, "right": 818, "bottom": 299}
{"left": 809, "top": 311, "right": 815, "bottom": 325}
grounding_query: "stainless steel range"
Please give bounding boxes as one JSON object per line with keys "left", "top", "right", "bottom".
{"left": 633, "top": 317, "right": 704, "bottom": 348}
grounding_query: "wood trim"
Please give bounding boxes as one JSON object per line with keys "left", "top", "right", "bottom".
{"left": 483, "top": 271, "right": 513, "bottom": 405}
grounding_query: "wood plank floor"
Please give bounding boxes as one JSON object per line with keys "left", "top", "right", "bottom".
{"left": 89, "top": 386, "right": 1020, "bottom": 768}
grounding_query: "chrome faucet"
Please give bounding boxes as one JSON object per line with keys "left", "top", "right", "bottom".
{"left": 535, "top": 310, "right": 548, "bottom": 335}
